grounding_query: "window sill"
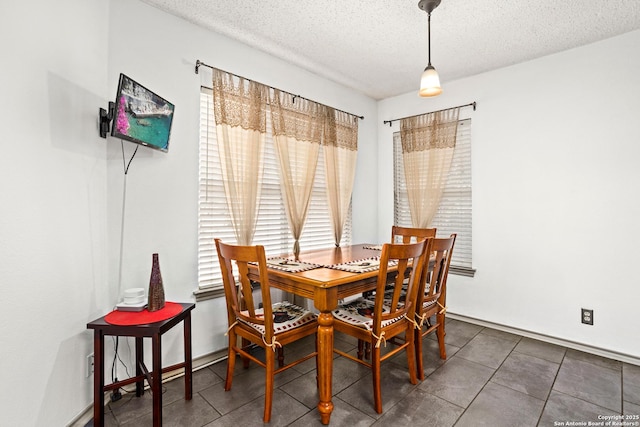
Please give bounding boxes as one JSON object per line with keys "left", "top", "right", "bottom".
{"left": 450, "top": 266, "right": 476, "bottom": 277}
{"left": 193, "top": 287, "right": 225, "bottom": 302}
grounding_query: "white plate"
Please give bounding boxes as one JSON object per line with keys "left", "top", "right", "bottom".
{"left": 116, "top": 301, "right": 147, "bottom": 312}
{"left": 119, "top": 301, "right": 147, "bottom": 307}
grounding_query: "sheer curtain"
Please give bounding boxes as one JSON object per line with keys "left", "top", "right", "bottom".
{"left": 400, "top": 108, "right": 459, "bottom": 228}
{"left": 269, "top": 90, "right": 323, "bottom": 257}
{"left": 323, "top": 108, "right": 358, "bottom": 246}
{"left": 212, "top": 69, "right": 268, "bottom": 245}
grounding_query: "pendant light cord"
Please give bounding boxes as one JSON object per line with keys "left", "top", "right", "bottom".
{"left": 427, "top": 13, "right": 432, "bottom": 66}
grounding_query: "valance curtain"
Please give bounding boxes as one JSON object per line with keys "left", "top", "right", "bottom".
{"left": 212, "top": 69, "right": 268, "bottom": 245}
{"left": 269, "top": 90, "right": 323, "bottom": 257}
{"left": 323, "top": 108, "right": 358, "bottom": 246}
{"left": 400, "top": 108, "right": 460, "bottom": 228}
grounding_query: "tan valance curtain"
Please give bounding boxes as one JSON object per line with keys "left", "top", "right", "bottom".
{"left": 213, "top": 69, "right": 268, "bottom": 245}
{"left": 269, "top": 90, "right": 323, "bottom": 257}
{"left": 323, "top": 108, "right": 358, "bottom": 246}
{"left": 400, "top": 108, "right": 460, "bottom": 228}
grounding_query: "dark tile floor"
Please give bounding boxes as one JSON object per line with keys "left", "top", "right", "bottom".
{"left": 89, "top": 319, "right": 640, "bottom": 426}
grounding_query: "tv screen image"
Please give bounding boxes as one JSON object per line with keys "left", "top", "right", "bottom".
{"left": 111, "top": 73, "right": 174, "bottom": 152}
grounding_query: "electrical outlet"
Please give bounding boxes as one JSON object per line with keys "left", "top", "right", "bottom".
{"left": 87, "top": 353, "right": 94, "bottom": 377}
{"left": 581, "top": 308, "right": 593, "bottom": 325}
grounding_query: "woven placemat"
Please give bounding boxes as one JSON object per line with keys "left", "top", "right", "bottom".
{"left": 255, "top": 257, "right": 321, "bottom": 273}
{"left": 327, "top": 257, "right": 398, "bottom": 273}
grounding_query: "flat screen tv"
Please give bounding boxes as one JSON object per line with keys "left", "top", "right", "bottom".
{"left": 111, "top": 73, "right": 174, "bottom": 152}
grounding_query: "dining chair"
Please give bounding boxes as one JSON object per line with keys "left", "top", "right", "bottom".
{"left": 215, "top": 239, "right": 318, "bottom": 423}
{"left": 414, "top": 233, "right": 456, "bottom": 380}
{"left": 359, "top": 225, "right": 438, "bottom": 360}
{"left": 331, "top": 240, "right": 428, "bottom": 413}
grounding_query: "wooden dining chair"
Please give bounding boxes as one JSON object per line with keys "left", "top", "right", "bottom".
{"left": 331, "top": 240, "right": 428, "bottom": 413}
{"left": 215, "top": 239, "right": 318, "bottom": 423}
{"left": 359, "top": 225, "right": 438, "bottom": 359}
{"left": 414, "top": 234, "right": 456, "bottom": 380}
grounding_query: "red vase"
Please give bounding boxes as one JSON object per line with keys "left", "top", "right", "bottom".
{"left": 147, "top": 253, "right": 165, "bottom": 312}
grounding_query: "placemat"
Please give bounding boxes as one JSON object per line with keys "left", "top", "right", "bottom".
{"left": 260, "top": 257, "right": 321, "bottom": 273}
{"left": 105, "top": 302, "right": 183, "bottom": 326}
{"left": 327, "top": 257, "right": 398, "bottom": 273}
{"left": 362, "top": 244, "right": 383, "bottom": 250}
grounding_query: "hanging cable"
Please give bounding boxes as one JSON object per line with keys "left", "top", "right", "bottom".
{"left": 117, "top": 140, "right": 137, "bottom": 301}
{"left": 121, "top": 140, "right": 139, "bottom": 175}
{"left": 112, "top": 140, "right": 138, "bottom": 402}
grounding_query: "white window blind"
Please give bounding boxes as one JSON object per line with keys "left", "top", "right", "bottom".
{"left": 393, "top": 119, "right": 473, "bottom": 273}
{"left": 198, "top": 87, "right": 352, "bottom": 291}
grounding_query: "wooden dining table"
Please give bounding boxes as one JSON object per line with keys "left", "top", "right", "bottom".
{"left": 248, "top": 243, "right": 385, "bottom": 425}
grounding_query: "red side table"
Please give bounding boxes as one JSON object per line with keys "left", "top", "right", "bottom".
{"left": 87, "top": 302, "right": 195, "bottom": 427}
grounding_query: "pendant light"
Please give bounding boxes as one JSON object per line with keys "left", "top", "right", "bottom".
{"left": 418, "top": 0, "right": 442, "bottom": 97}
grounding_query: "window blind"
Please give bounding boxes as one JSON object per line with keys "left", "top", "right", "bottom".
{"left": 393, "top": 119, "right": 473, "bottom": 271}
{"left": 198, "top": 88, "right": 352, "bottom": 291}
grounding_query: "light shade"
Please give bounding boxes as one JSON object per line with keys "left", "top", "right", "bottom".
{"left": 419, "top": 65, "right": 442, "bottom": 97}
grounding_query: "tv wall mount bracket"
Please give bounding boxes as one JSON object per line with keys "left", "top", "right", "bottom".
{"left": 99, "top": 102, "right": 115, "bottom": 138}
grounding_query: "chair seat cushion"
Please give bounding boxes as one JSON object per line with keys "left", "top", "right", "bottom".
{"left": 239, "top": 301, "right": 316, "bottom": 335}
{"left": 374, "top": 283, "right": 437, "bottom": 311}
{"left": 364, "top": 287, "right": 407, "bottom": 311}
{"left": 423, "top": 299, "right": 437, "bottom": 309}
{"left": 332, "top": 297, "right": 403, "bottom": 330}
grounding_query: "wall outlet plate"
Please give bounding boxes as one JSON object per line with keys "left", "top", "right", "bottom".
{"left": 87, "top": 353, "right": 94, "bottom": 377}
{"left": 581, "top": 308, "right": 593, "bottom": 325}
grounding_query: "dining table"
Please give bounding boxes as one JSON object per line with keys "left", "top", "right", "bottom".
{"left": 248, "top": 243, "right": 386, "bottom": 425}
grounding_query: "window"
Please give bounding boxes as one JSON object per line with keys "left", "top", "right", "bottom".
{"left": 393, "top": 119, "right": 473, "bottom": 275}
{"left": 196, "top": 87, "right": 352, "bottom": 298}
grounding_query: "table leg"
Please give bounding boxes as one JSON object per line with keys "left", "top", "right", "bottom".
{"left": 93, "top": 330, "right": 104, "bottom": 427}
{"left": 314, "top": 287, "right": 337, "bottom": 425}
{"left": 316, "top": 311, "right": 335, "bottom": 425}
{"left": 184, "top": 311, "right": 193, "bottom": 400}
{"left": 152, "top": 333, "right": 162, "bottom": 427}
{"left": 135, "top": 337, "right": 144, "bottom": 397}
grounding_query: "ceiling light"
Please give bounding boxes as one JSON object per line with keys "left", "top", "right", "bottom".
{"left": 418, "top": 0, "right": 442, "bottom": 97}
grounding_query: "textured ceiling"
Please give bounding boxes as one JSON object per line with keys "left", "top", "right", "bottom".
{"left": 142, "top": 0, "right": 640, "bottom": 100}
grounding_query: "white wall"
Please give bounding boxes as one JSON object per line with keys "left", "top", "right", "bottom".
{"left": 105, "top": 0, "right": 379, "bottom": 409}
{"left": 378, "top": 30, "right": 640, "bottom": 358}
{"left": 0, "top": 1, "right": 109, "bottom": 425}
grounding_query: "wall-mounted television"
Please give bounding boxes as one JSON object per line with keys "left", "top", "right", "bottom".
{"left": 111, "top": 73, "right": 174, "bottom": 152}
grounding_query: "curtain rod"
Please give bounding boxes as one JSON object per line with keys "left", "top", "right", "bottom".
{"left": 195, "top": 60, "right": 364, "bottom": 120}
{"left": 382, "top": 101, "right": 476, "bottom": 127}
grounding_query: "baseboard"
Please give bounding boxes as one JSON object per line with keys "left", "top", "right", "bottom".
{"left": 447, "top": 312, "right": 640, "bottom": 366}
{"left": 67, "top": 397, "right": 104, "bottom": 426}
{"left": 67, "top": 349, "right": 229, "bottom": 427}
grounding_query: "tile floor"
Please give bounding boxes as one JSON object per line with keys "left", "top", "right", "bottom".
{"left": 88, "top": 319, "right": 640, "bottom": 426}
